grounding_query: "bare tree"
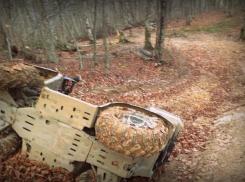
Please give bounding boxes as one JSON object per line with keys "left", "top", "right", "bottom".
{"left": 144, "top": 0, "right": 153, "bottom": 51}
{"left": 62, "top": 16, "right": 83, "bottom": 70}
{"left": 191, "top": 0, "right": 197, "bottom": 19}
{"left": 0, "top": 18, "right": 8, "bottom": 50}
{"left": 126, "top": 0, "right": 132, "bottom": 37}
{"left": 93, "top": 0, "right": 98, "bottom": 66}
{"left": 83, "top": 1, "right": 94, "bottom": 44}
{"left": 44, "top": 0, "right": 58, "bottom": 63}
{"left": 0, "top": 1, "right": 14, "bottom": 61}
{"left": 240, "top": 18, "right": 245, "bottom": 40}
{"left": 113, "top": 0, "right": 129, "bottom": 43}
{"left": 223, "top": 0, "right": 228, "bottom": 13}
{"left": 27, "top": 0, "right": 38, "bottom": 46}
{"left": 102, "top": 0, "right": 109, "bottom": 68}
{"left": 185, "top": 0, "right": 192, "bottom": 25}
{"left": 227, "top": 0, "right": 234, "bottom": 17}
{"left": 155, "top": 0, "right": 168, "bottom": 63}
{"left": 55, "top": 0, "right": 68, "bottom": 46}
{"left": 0, "top": 0, "right": 232, "bottom": 64}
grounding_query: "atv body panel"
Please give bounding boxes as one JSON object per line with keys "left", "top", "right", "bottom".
{"left": 0, "top": 66, "right": 183, "bottom": 181}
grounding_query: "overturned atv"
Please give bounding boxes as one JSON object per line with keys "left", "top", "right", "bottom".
{"left": 0, "top": 63, "right": 183, "bottom": 181}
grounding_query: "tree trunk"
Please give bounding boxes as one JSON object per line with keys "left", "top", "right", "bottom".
{"left": 6, "top": 37, "right": 13, "bottom": 61}
{"left": 223, "top": 0, "right": 228, "bottom": 13}
{"left": 144, "top": 0, "right": 153, "bottom": 51}
{"left": 126, "top": 0, "right": 132, "bottom": 37}
{"left": 191, "top": 0, "right": 197, "bottom": 19}
{"left": 113, "top": 0, "right": 129, "bottom": 43}
{"left": 102, "top": 0, "right": 109, "bottom": 69}
{"left": 27, "top": 0, "right": 38, "bottom": 47}
{"left": 185, "top": 0, "right": 192, "bottom": 25}
{"left": 93, "top": 0, "right": 98, "bottom": 66}
{"left": 155, "top": 0, "right": 167, "bottom": 63}
{"left": 44, "top": 0, "right": 58, "bottom": 63}
{"left": 240, "top": 19, "right": 245, "bottom": 40}
{"left": 70, "top": 12, "right": 80, "bottom": 38}
{"left": 228, "top": 0, "right": 234, "bottom": 17}
{"left": 62, "top": 17, "right": 83, "bottom": 70}
{"left": 0, "top": 16, "right": 8, "bottom": 49}
{"left": 84, "top": 2, "right": 94, "bottom": 44}
{"left": 55, "top": 0, "right": 68, "bottom": 46}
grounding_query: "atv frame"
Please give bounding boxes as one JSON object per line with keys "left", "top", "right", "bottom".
{"left": 0, "top": 66, "right": 183, "bottom": 182}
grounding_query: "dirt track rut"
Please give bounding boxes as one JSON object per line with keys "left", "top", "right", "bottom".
{"left": 158, "top": 33, "right": 245, "bottom": 182}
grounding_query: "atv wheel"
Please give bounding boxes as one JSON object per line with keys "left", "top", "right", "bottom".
{"left": 95, "top": 106, "right": 171, "bottom": 158}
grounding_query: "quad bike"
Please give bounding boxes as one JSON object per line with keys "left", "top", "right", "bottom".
{"left": 0, "top": 64, "right": 183, "bottom": 182}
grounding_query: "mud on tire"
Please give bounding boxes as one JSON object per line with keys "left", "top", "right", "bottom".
{"left": 95, "top": 105, "right": 171, "bottom": 158}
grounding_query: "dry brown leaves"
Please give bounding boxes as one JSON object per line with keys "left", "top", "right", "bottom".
{"left": 0, "top": 152, "right": 74, "bottom": 182}
{"left": 173, "top": 122, "right": 211, "bottom": 156}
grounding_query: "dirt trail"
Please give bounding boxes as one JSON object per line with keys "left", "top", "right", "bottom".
{"left": 159, "top": 107, "right": 245, "bottom": 182}
{"left": 158, "top": 33, "right": 245, "bottom": 182}
{"left": 82, "top": 31, "right": 245, "bottom": 181}
{"left": 25, "top": 8, "right": 245, "bottom": 181}
{"left": 194, "top": 107, "right": 245, "bottom": 182}
{"left": 74, "top": 24, "right": 245, "bottom": 182}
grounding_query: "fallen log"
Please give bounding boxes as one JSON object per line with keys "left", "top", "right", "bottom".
{"left": 0, "top": 63, "right": 44, "bottom": 90}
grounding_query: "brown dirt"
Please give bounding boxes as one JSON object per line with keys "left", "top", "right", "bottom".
{"left": 157, "top": 33, "right": 245, "bottom": 182}
{"left": 156, "top": 8, "right": 245, "bottom": 182}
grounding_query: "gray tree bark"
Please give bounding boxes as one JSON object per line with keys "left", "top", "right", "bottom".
{"left": 6, "top": 37, "right": 13, "bottom": 61}
{"left": 155, "top": 0, "right": 168, "bottom": 63}
{"left": 102, "top": 0, "right": 109, "bottom": 69}
{"left": 185, "top": 0, "right": 192, "bottom": 25}
{"left": 62, "top": 17, "right": 83, "bottom": 70}
{"left": 93, "top": 0, "right": 98, "bottom": 66}
{"left": 126, "top": 0, "right": 132, "bottom": 37}
{"left": 27, "top": 0, "right": 38, "bottom": 46}
{"left": 0, "top": 18, "right": 8, "bottom": 49}
{"left": 144, "top": 0, "right": 153, "bottom": 51}
{"left": 228, "top": 0, "right": 234, "bottom": 17}
{"left": 55, "top": 0, "right": 68, "bottom": 46}
{"left": 240, "top": 18, "right": 245, "bottom": 40}
{"left": 84, "top": 2, "right": 94, "bottom": 44}
{"left": 44, "top": 0, "right": 58, "bottom": 63}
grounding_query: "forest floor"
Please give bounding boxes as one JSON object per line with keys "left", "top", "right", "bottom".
{"left": 1, "top": 8, "right": 245, "bottom": 182}
{"left": 46, "top": 8, "right": 245, "bottom": 182}
{"left": 65, "top": 8, "right": 245, "bottom": 182}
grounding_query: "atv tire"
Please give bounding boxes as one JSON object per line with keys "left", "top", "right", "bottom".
{"left": 95, "top": 106, "right": 171, "bottom": 158}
